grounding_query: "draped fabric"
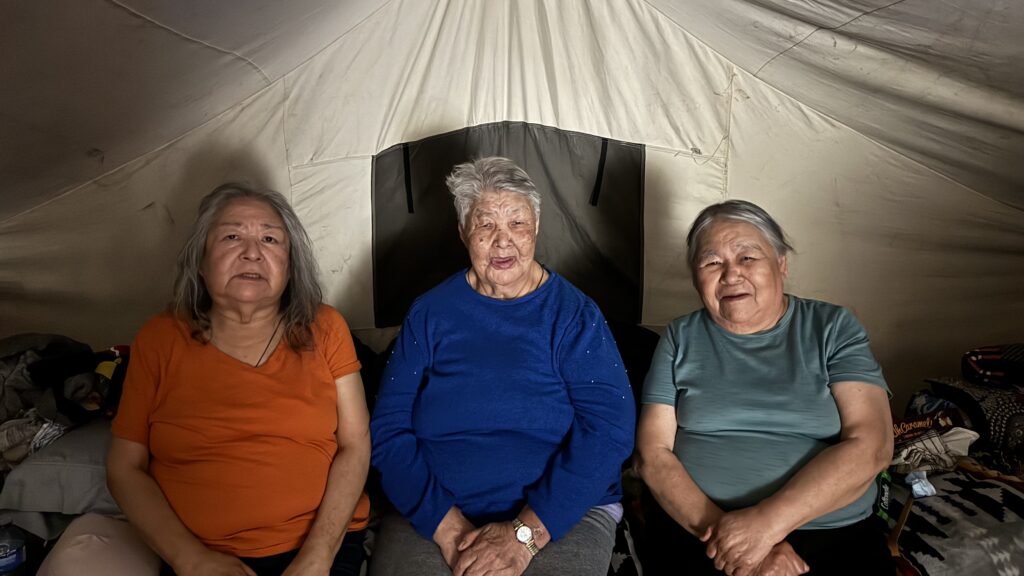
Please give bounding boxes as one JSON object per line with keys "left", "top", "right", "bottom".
{"left": 2, "top": 0, "right": 1022, "bottom": 408}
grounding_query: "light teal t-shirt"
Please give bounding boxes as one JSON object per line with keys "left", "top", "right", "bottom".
{"left": 641, "top": 295, "right": 889, "bottom": 529}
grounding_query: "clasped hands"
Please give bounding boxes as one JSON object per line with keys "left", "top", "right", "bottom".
{"left": 435, "top": 509, "right": 532, "bottom": 576}
{"left": 701, "top": 507, "right": 809, "bottom": 576}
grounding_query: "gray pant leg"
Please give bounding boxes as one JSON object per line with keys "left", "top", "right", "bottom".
{"left": 368, "top": 514, "right": 451, "bottom": 576}
{"left": 527, "top": 508, "right": 618, "bottom": 576}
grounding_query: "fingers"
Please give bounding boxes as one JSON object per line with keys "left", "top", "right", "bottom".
{"left": 734, "top": 564, "right": 756, "bottom": 576}
{"left": 458, "top": 527, "right": 482, "bottom": 551}
{"left": 753, "top": 544, "right": 809, "bottom": 576}
{"left": 453, "top": 552, "right": 475, "bottom": 576}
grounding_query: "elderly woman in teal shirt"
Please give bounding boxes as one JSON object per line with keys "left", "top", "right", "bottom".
{"left": 636, "top": 200, "right": 895, "bottom": 576}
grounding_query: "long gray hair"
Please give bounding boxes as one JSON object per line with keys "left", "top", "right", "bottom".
{"left": 686, "top": 199, "right": 795, "bottom": 270}
{"left": 445, "top": 157, "right": 541, "bottom": 229}
{"left": 171, "top": 183, "right": 322, "bottom": 349}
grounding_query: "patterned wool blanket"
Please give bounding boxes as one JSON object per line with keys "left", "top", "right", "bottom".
{"left": 892, "top": 469, "right": 1024, "bottom": 576}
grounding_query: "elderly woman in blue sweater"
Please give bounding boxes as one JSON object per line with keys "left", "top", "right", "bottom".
{"left": 369, "top": 157, "right": 635, "bottom": 576}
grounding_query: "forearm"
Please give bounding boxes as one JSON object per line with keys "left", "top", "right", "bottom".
{"left": 298, "top": 429, "right": 371, "bottom": 563}
{"left": 636, "top": 446, "right": 723, "bottom": 537}
{"left": 107, "top": 465, "right": 208, "bottom": 569}
{"left": 756, "top": 436, "right": 889, "bottom": 536}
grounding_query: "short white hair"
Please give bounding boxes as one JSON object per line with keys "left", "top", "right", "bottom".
{"left": 445, "top": 157, "right": 541, "bottom": 228}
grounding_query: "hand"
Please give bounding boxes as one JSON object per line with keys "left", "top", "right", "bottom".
{"left": 453, "top": 522, "right": 532, "bottom": 576}
{"left": 702, "top": 507, "right": 785, "bottom": 576}
{"left": 433, "top": 506, "right": 477, "bottom": 568}
{"left": 752, "top": 542, "right": 809, "bottom": 576}
{"left": 174, "top": 548, "right": 257, "bottom": 576}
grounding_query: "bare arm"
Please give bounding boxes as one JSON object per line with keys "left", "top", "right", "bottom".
{"left": 635, "top": 403, "right": 724, "bottom": 536}
{"left": 706, "top": 382, "right": 893, "bottom": 575}
{"left": 286, "top": 371, "right": 371, "bottom": 574}
{"left": 760, "top": 382, "right": 892, "bottom": 532}
{"left": 106, "top": 438, "right": 255, "bottom": 576}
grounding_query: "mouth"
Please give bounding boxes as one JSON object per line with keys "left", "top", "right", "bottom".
{"left": 235, "top": 272, "right": 264, "bottom": 281}
{"left": 719, "top": 293, "right": 750, "bottom": 302}
{"left": 489, "top": 256, "right": 517, "bottom": 270}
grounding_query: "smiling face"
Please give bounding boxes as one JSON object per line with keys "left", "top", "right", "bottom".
{"left": 693, "top": 220, "right": 788, "bottom": 334}
{"left": 200, "top": 198, "right": 290, "bottom": 313}
{"left": 462, "top": 189, "right": 539, "bottom": 297}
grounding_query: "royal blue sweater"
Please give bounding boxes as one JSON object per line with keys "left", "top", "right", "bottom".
{"left": 370, "top": 270, "right": 635, "bottom": 540}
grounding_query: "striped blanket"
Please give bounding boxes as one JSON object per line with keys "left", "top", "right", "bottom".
{"left": 892, "top": 469, "right": 1024, "bottom": 576}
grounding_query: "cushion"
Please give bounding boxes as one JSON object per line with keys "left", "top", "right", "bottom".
{"left": 0, "top": 418, "right": 119, "bottom": 538}
{"left": 928, "top": 376, "right": 1024, "bottom": 476}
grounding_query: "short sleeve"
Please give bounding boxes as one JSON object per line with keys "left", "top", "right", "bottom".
{"left": 827, "top": 308, "right": 889, "bottom": 394}
{"left": 317, "top": 306, "right": 361, "bottom": 379}
{"left": 641, "top": 322, "right": 679, "bottom": 406}
{"left": 111, "top": 316, "right": 167, "bottom": 445}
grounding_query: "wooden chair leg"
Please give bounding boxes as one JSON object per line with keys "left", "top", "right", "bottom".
{"left": 888, "top": 493, "right": 915, "bottom": 557}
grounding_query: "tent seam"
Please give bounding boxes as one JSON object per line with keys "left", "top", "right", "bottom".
{"left": 640, "top": 0, "right": 1022, "bottom": 213}
{"left": 722, "top": 67, "right": 735, "bottom": 198}
{"left": 284, "top": 0, "right": 396, "bottom": 83}
{"left": 106, "top": 0, "right": 272, "bottom": 84}
{"left": 279, "top": 84, "right": 295, "bottom": 203}
{"left": 293, "top": 155, "right": 376, "bottom": 170}
{"left": 753, "top": 0, "right": 910, "bottom": 77}
{"left": 1, "top": 82, "right": 284, "bottom": 226}
{"left": 3, "top": 1, "right": 397, "bottom": 225}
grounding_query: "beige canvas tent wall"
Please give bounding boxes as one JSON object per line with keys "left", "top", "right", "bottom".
{"left": 2, "top": 0, "right": 1022, "bottom": 409}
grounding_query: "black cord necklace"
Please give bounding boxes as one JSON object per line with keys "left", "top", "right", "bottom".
{"left": 255, "top": 315, "right": 283, "bottom": 367}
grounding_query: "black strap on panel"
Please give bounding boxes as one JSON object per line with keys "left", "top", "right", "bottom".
{"left": 403, "top": 143, "right": 414, "bottom": 213}
{"left": 589, "top": 137, "right": 608, "bottom": 206}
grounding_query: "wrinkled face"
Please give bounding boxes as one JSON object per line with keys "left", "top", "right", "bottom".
{"left": 693, "top": 220, "right": 788, "bottom": 334}
{"left": 462, "top": 189, "right": 539, "bottom": 292}
{"left": 200, "top": 198, "right": 290, "bottom": 311}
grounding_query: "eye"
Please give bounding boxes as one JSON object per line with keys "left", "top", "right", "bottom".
{"left": 224, "top": 233, "right": 239, "bottom": 241}
{"left": 700, "top": 259, "right": 721, "bottom": 268}
{"left": 262, "top": 235, "right": 279, "bottom": 244}
{"left": 478, "top": 222, "right": 494, "bottom": 229}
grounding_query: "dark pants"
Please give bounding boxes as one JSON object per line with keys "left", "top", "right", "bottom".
{"left": 160, "top": 530, "right": 366, "bottom": 576}
{"left": 642, "top": 502, "right": 895, "bottom": 576}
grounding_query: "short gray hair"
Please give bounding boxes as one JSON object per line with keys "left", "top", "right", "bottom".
{"left": 686, "top": 199, "right": 794, "bottom": 269}
{"left": 445, "top": 157, "right": 541, "bottom": 229}
{"left": 171, "top": 183, "right": 323, "bottom": 349}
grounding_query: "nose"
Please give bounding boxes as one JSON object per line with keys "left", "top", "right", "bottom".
{"left": 493, "top": 227, "right": 511, "bottom": 247}
{"left": 241, "top": 238, "right": 263, "bottom": 261}
{"left": 720, "top": 262, "right": 742, "bottom": 284}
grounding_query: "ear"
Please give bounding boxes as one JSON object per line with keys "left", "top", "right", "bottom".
{"left": 778, "top": 255, "right": 789, "bottom": 278}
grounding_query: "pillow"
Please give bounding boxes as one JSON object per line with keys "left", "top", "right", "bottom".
{"left": 0, "top": 417, "right": 119, "bottom": 538}
{"left": 928, "top": 376, "right": 1024, "bottom": 476}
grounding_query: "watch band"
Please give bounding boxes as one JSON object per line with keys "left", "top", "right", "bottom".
{"left": 513, "top": 518, "right": 539, "bottom": 556}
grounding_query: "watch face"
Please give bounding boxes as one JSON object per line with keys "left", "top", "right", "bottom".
{"left": 516, "top": 525, "right": 532, "bottom": 543}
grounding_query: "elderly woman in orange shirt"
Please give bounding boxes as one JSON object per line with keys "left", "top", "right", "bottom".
{"left": 44, "top": 183, "right": 371, "bottom": 576}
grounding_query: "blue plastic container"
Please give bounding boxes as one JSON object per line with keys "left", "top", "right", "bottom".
{"left": 0, "top": 526, "right": 26, "bottom": 574}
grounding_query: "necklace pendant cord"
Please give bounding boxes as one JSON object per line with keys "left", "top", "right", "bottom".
{"left": 255, "top": 316, "right": 283, "bottom": 367}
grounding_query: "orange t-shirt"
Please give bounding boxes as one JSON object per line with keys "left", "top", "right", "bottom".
{"left": 112, "top": 305, "right": 370, "bottom": 557}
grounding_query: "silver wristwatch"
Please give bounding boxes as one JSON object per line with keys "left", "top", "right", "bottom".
{"left": 512, "top": 518, "right": 539, "bottom": 556}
